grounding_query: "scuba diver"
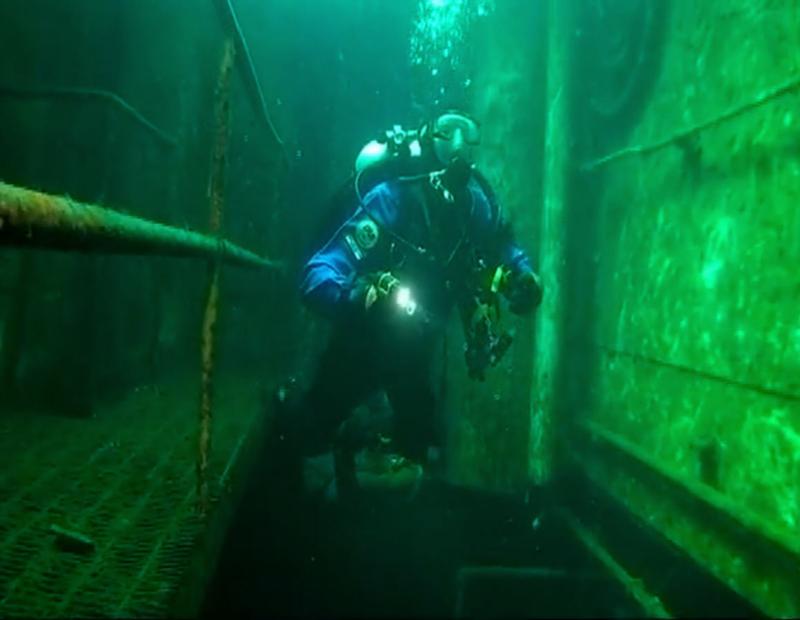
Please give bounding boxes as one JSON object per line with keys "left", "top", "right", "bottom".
{"left": 270, "top": 110, "right": 543, "bottom": 498}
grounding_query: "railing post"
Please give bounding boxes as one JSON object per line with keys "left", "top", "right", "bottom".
{"left": 197, "top": 37, "right": 235, "bottom": 517}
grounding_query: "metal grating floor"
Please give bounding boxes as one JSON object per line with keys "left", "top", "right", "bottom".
{"left": 0, "top": 374, "right": 263, "bottom": 618}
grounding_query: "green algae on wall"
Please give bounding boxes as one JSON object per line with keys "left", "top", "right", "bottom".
{"left": 584, "top": 0, "right": 800, "bottom": 613}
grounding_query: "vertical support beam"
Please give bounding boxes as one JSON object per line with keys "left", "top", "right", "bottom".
{"left": 197, "top": 37, "right": 235, "bottom": 516}
{"left": 529, "top": 0, "right": 572, "bottom": 486}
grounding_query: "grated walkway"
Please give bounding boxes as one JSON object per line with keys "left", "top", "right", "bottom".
{"left": 0, "top": 374, "right": 264, "bottom": 618}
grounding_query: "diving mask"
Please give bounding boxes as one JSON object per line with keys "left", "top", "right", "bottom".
{"left": 431, "top": 112, "right": 481, "bottom": 166}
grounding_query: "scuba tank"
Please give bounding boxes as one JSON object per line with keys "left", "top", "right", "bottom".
{"left": 354, "top": 124, "right": 428, "bottom": 190}
{"left": 308, "top": 117, "right": 503, "bottom": 258}
{"left": 305, "top": 123, "right": 430, "bottom": 260}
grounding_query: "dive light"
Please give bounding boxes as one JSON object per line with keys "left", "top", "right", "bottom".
{"left": 373, "top": 272, "right": 419, "bottom": 318}
{"left": 394, "top": 286, "right": 418, "bottom": 317}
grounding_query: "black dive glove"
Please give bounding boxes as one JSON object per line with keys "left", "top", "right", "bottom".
{"left": 505, "top": 268, "right": 543, "bottom": 315}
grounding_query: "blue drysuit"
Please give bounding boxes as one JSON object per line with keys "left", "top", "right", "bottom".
{"left": 291, "top": 174, "right": 537, "bottom": 462}
{"left": 301, "top": 177, "right": 534, "bottom": 322}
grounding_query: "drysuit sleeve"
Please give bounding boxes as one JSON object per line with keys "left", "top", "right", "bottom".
{"left": 471, "top": 183, "right": 542, "bottom": 315}
{"left": 300, "top": 228, "right": 360, "bottom": 320}
{"left": 299, "top": 184, "right": 397, "bottom": 321}
{"left": 498, "top": 225, "right": 542, "bottom": 315}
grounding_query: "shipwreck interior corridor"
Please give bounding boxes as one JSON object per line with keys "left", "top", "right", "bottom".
{"left": 198, "top": 434, "right": 765, "bottom": 619}
{"left": 1, "top": 0, "right": 799, "bottom": 618}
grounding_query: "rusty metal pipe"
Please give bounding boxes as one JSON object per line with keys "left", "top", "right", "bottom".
{"left": 0, "top": 181, "right": 280, "bottom": 270}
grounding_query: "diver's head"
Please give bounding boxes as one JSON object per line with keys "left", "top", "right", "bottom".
{"left": 422, "top": 110, "right": 481, "bottom": 168}
{"left": 418, "top": 111, "right": 481, "bottom": 201}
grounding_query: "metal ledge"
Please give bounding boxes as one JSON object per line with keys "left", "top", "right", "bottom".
{"left": 577, "top": 420, "right": 800, "bottom": 563}
{"left": 560, "top": 509, "right": 671, "bottom": 619}
{"left": 559, "top": 459, "right": 767, "bottom": 618}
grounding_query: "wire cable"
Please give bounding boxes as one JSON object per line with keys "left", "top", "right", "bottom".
{"left": 0, "top": 84, "right": 176, "bottom": 148}
{"left": 218, "top": 0, "right": 289, "bottom": 167}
